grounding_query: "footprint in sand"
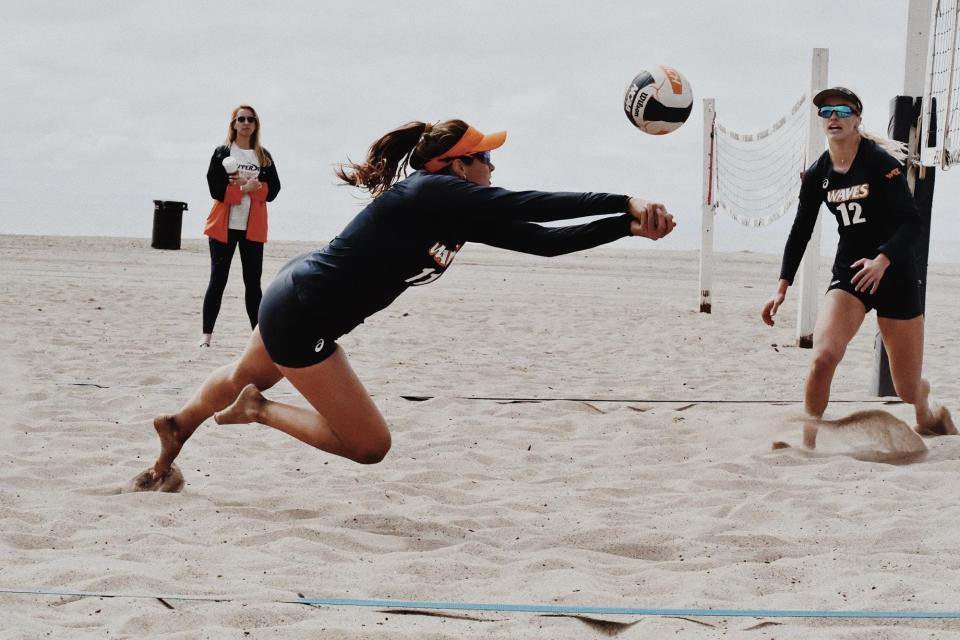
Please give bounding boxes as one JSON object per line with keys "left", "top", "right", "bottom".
{"left": 772, "top": 409, "right": 928, "bottom": 464}
{"left": 123, "top": 465, "right": 185, "bottom": 493}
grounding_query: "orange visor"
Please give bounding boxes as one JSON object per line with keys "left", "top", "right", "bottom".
{"left": 423, "top": 126, "right": 507, "bottom": 172}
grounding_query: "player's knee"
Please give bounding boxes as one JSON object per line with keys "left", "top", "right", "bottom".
{"left": 811, "top": 348, "right": 843, "bottom": 374}
{"left": 349, "top": 432, "right": 392, "bottom": 465}
{"left": 227, "top": 357, "right": 264, "bottom": 386}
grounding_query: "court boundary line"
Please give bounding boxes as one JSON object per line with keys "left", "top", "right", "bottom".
{"left": 58, "top": 383, "right": 904, "bottom": 405}
{"left": 0, "top": 587, "right": 957, "bottom": 619}
{"left": 399, "top": 395, "right": 903, "bottom": 404}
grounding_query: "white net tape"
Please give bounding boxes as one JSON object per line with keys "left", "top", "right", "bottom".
{"left": 923, "top": 0, "right": 960, "bottom": 168}
{"left": 712, "top": 95, "right": 809, "bottom": 227}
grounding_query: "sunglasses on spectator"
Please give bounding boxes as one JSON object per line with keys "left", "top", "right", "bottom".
{"left": 817, "top": 105, "right": 857, "bottom": 119}
{"left": 465, "top": 151, "right": 492, "bottom": 166}
{"left": 235, "top": 116, "right": 257, "bottom": 124}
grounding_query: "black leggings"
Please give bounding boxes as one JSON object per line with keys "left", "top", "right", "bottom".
{"left": 202, "top": 229, "right": 263, "bottom": 334}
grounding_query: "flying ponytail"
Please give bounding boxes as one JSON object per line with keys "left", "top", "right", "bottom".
{"left": 336, "top": 119, "right": 470, "bottom": 197}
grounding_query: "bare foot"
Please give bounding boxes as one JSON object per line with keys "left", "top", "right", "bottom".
{"left": 214, "top": 384, "right": 265, "bottom": 425}
{"left": 802, "top": 421, "right": 818, "bottom": 449}
{"left": 916, "top": 403, "right": 958, "bottom": 436}
{"left": 124, "top": 464, "right": 185, "bottom": 493}
{"left": 153, "top": 415, "right": 187, "bottom": 477}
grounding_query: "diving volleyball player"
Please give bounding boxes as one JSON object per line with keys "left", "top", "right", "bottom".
{"left": 140, "top": 119, "right": 675, "bottom": 487}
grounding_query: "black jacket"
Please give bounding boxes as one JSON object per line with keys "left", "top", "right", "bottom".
{"left": 206, "top": 144, "right": 281, "bottom": 203}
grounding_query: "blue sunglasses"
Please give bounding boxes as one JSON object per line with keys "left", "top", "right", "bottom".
{"left": 818, "top": 105, "right": 857, "bottom": 119}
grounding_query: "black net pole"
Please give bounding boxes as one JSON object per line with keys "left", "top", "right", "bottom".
{"left": 871, "top": 96, "right": 935, "bottom": 396}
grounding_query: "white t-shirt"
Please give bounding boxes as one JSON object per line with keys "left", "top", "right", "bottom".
{"left": 228, "top": 144, "right": 261, "bottom": 231}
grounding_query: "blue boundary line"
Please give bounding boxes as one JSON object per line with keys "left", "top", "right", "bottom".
{"left": 399, "top": 396, "right": 903, "bottom": 404}
{"left": 2, "top": 588, "right": 959, "bottom": 619}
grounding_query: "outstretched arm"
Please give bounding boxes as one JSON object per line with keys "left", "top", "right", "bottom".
{"left": 425, "top": 176, "right": 631, "bottom": 225}
{"left": 466, "top": 198, "right": 675, "bottom": 256}
{"left": 471, "top": 215, "right": 633, "bottom": 256}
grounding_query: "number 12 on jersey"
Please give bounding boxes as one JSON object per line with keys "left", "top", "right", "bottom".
{"left": 837, "top": 202, "right": 865, "bottom": 227}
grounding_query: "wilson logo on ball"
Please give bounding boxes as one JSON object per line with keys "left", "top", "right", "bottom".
{"left": 624, "top": 65, "right": 693, "bottom": 135}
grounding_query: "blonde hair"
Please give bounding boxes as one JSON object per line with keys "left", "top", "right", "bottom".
{"left": 224, "top": 104, "right": 272, "bottom": 167}
{"left": 859, "top": 128, "right": 908, "bottom": 164}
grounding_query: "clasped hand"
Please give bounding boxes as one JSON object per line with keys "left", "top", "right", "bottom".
{"left": 628, "top": 198, "right": 676, "bottom": 240}
{"left": 230, "top": 175, "right": 261, "bottom": 193}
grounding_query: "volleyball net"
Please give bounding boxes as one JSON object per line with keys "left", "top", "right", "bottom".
{"left": 921, "top": 0, "right": 960, "bottom": 168}
{"left": 709, "top": 95, "right": 810, "bottom": 227}
{"left": 698, "top": 48, "right": 827, "bottom": 347}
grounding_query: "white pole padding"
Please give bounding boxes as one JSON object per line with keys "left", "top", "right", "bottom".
{"left": 699, "top": 98, "right": 716, "bottom": 313}
{"left": 795, "top": 47, "right": 829, "bottom": 348}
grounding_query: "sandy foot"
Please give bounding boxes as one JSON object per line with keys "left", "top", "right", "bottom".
{"left": 124, "top": 464, "right": 185, "bottom": 493}
{"left": 152, "top": 414, "right": 186, "bottom": 478}
{"left": 916, "top": 403, "right": 958, "bottom": 436}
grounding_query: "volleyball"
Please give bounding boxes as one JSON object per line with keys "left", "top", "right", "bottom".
{"left": 624, "top": 65, "right": 694, "bottom": 135}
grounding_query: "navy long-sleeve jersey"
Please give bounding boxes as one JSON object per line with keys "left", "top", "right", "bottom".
{"left": 287, "top": 170, "right": 632, "bottom": 340}
{"left": 779, "top": 138, "right": 924, "bottom": 284}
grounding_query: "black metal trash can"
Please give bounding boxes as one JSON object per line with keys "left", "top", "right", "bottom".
{"left": 151, "top": 200, "right": 188, "bottom": 250}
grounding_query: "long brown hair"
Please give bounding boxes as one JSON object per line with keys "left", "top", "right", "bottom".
{"left": 336, "top": 119, "right": 469, "bottom": 197}
{"left": 224, "top": 104, "right": 273, "bottom": 167}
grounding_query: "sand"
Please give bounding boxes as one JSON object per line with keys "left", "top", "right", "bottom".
{"left": 1, "top": 234, "right": 959, "bottom": 639}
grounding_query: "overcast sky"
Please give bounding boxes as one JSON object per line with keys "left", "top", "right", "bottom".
{"left": 4, "top": 0, "right": 956, "bottom": 262}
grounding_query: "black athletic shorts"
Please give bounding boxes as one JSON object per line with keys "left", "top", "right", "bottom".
{"left": 827, "top": 265, "right": 923, "bottom": 320}
{"left": 258, "top": 266, "right": 339, "bottom": 368}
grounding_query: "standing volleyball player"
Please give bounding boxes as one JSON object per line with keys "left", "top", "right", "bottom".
{"left": 140, "top": 119, "right": 675, "bottom": 487}
{"left": 762, "top": 87, "right": 955, "bottom": 444}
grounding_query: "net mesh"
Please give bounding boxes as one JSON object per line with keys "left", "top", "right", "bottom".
{"left": 923, "top": 0, "right": 960, "bottom": 167}
{"left": 712, "top": 96, "right": 809, "bottom": 227}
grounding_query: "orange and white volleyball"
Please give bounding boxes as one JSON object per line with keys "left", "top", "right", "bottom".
{"left": 623, "top": 65, "right": 694, "bottom": 135}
